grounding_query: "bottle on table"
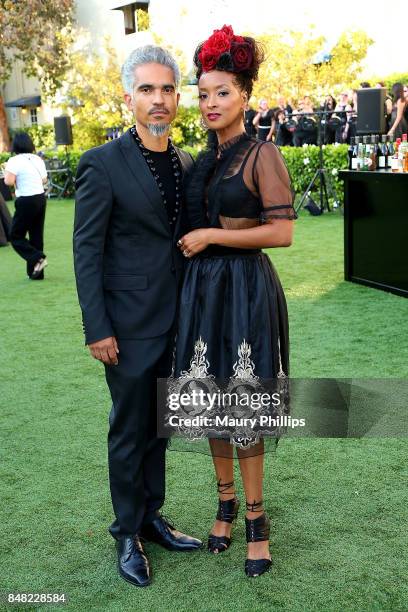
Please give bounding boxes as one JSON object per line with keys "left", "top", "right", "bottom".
{"left": 391, "top": 138, "right": 402, "bottom": 172}
{"left": 363, "top": 135, "right": 372, "bottom": 171}
{"left": 348, "top": 137, "right": 356, "bottom": 170}
{"left": 378, "top": 135, "right": 387, "bottom": 169}
{"left": 400, "top": 134, "right": 408, "bottom": 173}
{"left": 404, "top": 139, "right": 408, "bottom": 173}
{"left": 356, "top": 136, "right": 364, "bottom": 170}
{"left": 387, "top": 135, "right": 394, "bottom": 169}
{"left": 369, "top": 135, "right": 377, "bottom": 170}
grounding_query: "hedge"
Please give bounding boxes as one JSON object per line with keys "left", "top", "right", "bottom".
{"left": 1, "top": 143, "right": 348, "bottom": 204}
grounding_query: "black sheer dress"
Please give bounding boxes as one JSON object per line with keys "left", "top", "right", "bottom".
{"left": 170, "top": 133, "right": 297, "bottom": 456}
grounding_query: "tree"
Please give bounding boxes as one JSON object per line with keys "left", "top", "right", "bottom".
{"left": 0, "top": 0, "right": 74, "bottom": 151}
{"left": 315, "top": 30, "right": 374, "bottom": 97}
{"left": 62, "top": 39, "right": 132, "bottom": 149}
{"left": 251, "top": 27, "right": 373, "bottom": 107}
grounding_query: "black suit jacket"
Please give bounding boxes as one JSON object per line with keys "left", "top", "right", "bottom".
{"left": 73, "top": 129, "right": 194, "bottom": 345}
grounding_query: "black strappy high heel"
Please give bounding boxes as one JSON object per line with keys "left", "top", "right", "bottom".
{"left": 244, "top": 500, "right": 272, "bottom": 577}
{"left": 207, "top": 480, "right": 240, "bottom": 554}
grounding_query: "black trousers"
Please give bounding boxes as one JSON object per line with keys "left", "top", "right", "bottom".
{"left": 10, "top": 193, "right": 46, "bottom": 278}
{"left": 105, "top": 331, "right": 174, "bottom": 540}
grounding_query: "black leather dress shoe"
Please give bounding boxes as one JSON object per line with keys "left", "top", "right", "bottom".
{"left": 140, "top": 515, "right": 203, "bottom": 552}
{"left": 117, "top": 535, "right": 151, "bottom": 587}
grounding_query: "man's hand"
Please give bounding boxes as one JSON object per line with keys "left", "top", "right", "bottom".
{"left": 88, "top": 336, "right": 119, "bottom": 365}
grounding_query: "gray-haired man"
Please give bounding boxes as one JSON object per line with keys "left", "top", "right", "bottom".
{"left": 73, "top": 45, "right": 202, "bottom": 588}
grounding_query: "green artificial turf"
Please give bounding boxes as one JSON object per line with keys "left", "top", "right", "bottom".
{"left": 0, "top": 200, "right": 407, "bottom": 612}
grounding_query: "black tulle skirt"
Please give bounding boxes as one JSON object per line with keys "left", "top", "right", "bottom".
{"left": 168, "top": 248, "right": 291, "bottom": 457}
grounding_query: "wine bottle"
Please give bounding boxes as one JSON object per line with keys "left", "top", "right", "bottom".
{"left": 363, "top": 135, "right": 371, "bottom": 170}
{"left": 387, "top": 136, "right": 394, "bottom": 169}
{"left": 351, "top": 137, "right": 358, "bottom": 170}
{"left": 378, "top": 135, "right": 387, "bottom": 169}
{"left": 356, "top": 137, "right": 364, "bottom": 170}
{"left": 348, "top": 137, "right": 355, "bottom": 170}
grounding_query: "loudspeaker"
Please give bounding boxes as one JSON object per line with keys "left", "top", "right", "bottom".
{"left": 54, "top": 115, "right": 73, "bottom": 145}
{"left": 356, "top": 88, "right": 387, "bottom": 135}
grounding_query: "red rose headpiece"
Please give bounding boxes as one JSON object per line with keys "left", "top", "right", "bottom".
{"left": 197, "top": 24, "right": 255, "bottom": 74}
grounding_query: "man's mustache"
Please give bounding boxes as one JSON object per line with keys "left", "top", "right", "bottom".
{"left": 149, "top": 108, "right": 169, "bottom": 115}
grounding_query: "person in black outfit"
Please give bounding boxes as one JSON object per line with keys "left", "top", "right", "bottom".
{"left": 174, "top": 25, "right": 297, "bottom": 578}
{"left": 276, "top": 96, "right": 293, "bottom": 117}
{"left": 0, "top": 192, "right": 12, "bottom": 246}
{"left": 274, "top": 109, "right": 294, "bottom": 146}
{"left": 293, "top": 97, "right": 317, "bottom": 146}
{"left": 73, "top": 45, "right": 202, "bottom": 589}
{"left": 244, "top": 102, "right": 256, "bottom": 136}
{"left": 253, "top": 99, "right": 274, "bottom": 141}
{"left": 320, "top": 95, "right": 336, "bottom": 144}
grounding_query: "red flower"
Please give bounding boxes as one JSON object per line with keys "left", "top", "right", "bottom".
{"left": 198, "top": 25, "right": 249, "bottom": 72}
{"left": 218, "top": 25, "right": 244, "bottom": 43}
{"left": 219, "top": 25, "right": 234, "bottom": 39}
{"left": 199, "top": 29, "right": 231, "bottom": 72}
{"left": 198, "top": 47, "right": 219, "bottom": 72}
{"left": 230, "top": 41, "right": 253, "bottom": 72}
{"left": 207, "top": 31, "right": 231, "bottom": 55}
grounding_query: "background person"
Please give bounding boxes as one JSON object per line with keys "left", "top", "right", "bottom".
{"left": 253, "top": 98, "right": 274, "bottom": 141}
{"left": 333, "top": 92, "right": 353, "bottom": 143}
{"left": 276, "top": 95, "right": 293, "bottom": 116}
{"left": 320, "top": 95, "right": 336, "bottom": 144}
{"left": 0, "top": 191, "right": 12, "bottom": 247}
{"left": 388, "top": 82, "right": 408, "bottom": 138}
{"left": 244, "top": 102, "right": 257, "bottom": 137}
{"left": 4, "top": 132, "right": 48, "bottom": 279}
{"left": 293, "top": 96, "right": 317, "bottom": 146}
{"left": 274, "top": 109, "right": 294, "bottom": 146}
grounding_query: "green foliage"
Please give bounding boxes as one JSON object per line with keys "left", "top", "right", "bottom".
{"left": 170, "top": 106, "right": 207, "bottom": 149}
{"left": 0, "top": 0, "right": 74, "bottom": 92}
{"left": 280, "top": 144, "right": 348, "bottom": 203}
{"left": 370, "top": 72, "right": 408, "bottom": 92}
{"left": 62, "top": 38, "right": 132, "bottom": 149}
{"left": 253, "top": 27, "right": 373, "bottom": 105}
{"left": 136, "top": 8, "right": 150, "bottom": 31}
{"left": 1, "top": 143, "right": 349, "bottom": 202}
{"left": 9, "top": 124, "right": 56, "bottom": 151}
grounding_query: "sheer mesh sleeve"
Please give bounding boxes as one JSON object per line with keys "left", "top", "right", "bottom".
{"left": 243, "top": 142, "right": 298, "bottom": 222}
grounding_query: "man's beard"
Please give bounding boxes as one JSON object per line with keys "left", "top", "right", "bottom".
{"left": 146, "top": 122, "right": 171, "bottom": 137}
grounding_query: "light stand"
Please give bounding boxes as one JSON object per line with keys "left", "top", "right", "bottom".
{"left": 289, "top": 110, "right": 340, "bottom": 214}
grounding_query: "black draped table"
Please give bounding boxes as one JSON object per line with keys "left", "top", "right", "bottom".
{"left": 340, "top": 169, "right": 408, "bottom": 298}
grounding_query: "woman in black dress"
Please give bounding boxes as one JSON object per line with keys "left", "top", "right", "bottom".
{"left": 174, "top": 25, "right": 297, "bottom": 577}
{"left": 253, "top": 99, "right": 274, "bottom": 141}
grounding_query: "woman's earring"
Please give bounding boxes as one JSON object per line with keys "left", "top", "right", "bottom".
{"left": 200, "top": 117, "right": 209, "bottom": 131}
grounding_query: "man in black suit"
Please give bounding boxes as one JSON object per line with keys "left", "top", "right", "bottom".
{"left": 73, "top": 45, "right": 202, "bottom": 588}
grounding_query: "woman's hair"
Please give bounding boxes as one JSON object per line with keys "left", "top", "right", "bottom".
{"left": 12, "top": 132, "right": 35, "bottom": 154}
{"left": 193, "top": 25, "right": 265, "bottom": 98}
{"left": 391, "top": 82, "right": 405, "bottom": 103}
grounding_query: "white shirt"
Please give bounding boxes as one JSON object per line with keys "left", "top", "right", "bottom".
{"left": 5, "top": 153, "right": 47, "bottom": 198}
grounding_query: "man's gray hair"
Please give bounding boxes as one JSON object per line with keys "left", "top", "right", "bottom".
{"left": 121, "top": 45, "right": 181, "bottom": 94}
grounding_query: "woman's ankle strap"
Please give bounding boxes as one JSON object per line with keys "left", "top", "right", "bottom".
{"left": 245, "top": 499, "right": 264, "bottom": 513}
{"left": 217, "top": 479, "right": 235, "bottom": 495}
